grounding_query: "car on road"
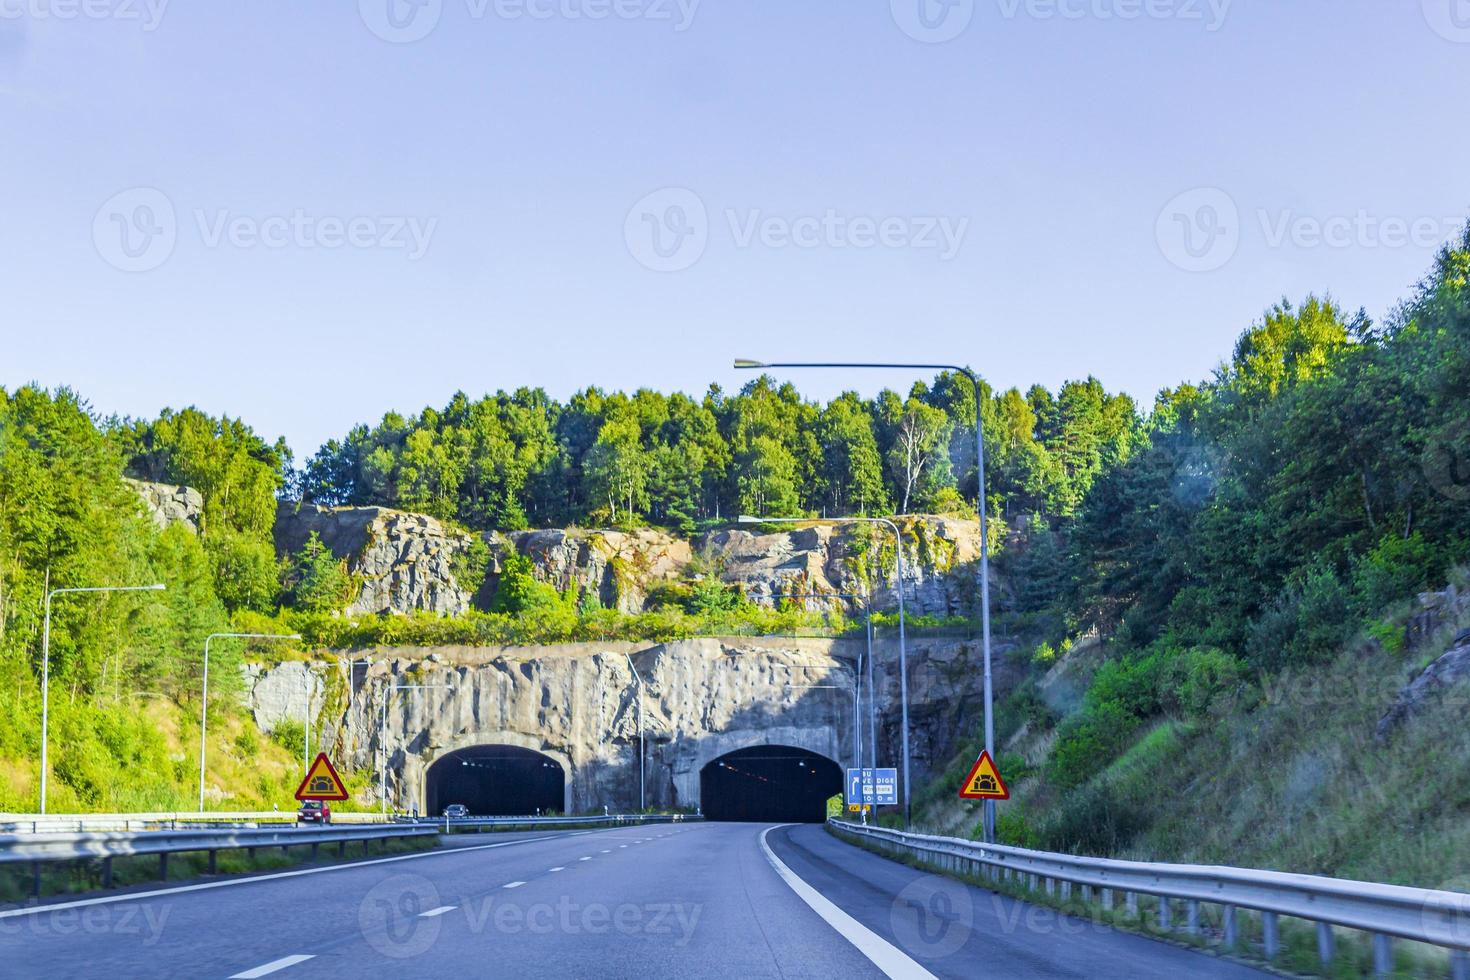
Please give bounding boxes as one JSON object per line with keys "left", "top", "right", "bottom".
{"left": 297, "top": 800, "right": 331, "bottom": 824}
{"left": 443, "top": 803, "right": 469, "bottom": 819}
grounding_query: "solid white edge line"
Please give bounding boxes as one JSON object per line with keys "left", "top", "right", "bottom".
{"left": 418, "top": 905, "right": 456, "bottom": 918}
{"left": 758, "top": 826, "right": 938, "bottom": 980}
{"left": 503, "top": 881, "right": 526, "bottom": 889}
{"left": 0, "top": 833, "right": 569, "bottom": 920}
{"left": 228, "top": 953, "right": 315, "bottom": 978}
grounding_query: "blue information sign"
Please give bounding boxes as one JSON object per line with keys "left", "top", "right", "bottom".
{"left": 845, "top": 768, "right": 899, "bottom": 806}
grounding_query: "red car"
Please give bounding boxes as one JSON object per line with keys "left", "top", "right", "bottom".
{"left": 297, "top": 800, "right": 331, "bottom": 824}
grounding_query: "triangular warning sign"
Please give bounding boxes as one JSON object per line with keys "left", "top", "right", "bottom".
{"left": 958, "top": 750, "right": 1009, "bottom": 800}
{"left": 294, "top": 753, "right": 349, "bottom": 801}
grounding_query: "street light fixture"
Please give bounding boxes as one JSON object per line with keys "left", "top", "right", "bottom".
{"left": 40, "top": 582, "right": 165, "bottom": 814}
{"left": 199, "top": 632, "right": 300, "bottom": 812}
{"left": 735, "top": 357, "right": 1000, "bottom": 841}
{"left": 738, "top": 514, "right": 913, "bottom": 828}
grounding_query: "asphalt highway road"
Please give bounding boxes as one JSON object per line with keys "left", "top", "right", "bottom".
{"left": 0, "top": 823, "right": 1270, "bottom": 978}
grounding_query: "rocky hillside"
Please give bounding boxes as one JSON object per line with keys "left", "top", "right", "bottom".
{"left": 270, "top": 499, "right": 988, "bottom": 619}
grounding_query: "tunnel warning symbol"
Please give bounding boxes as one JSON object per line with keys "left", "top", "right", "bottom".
{"left": 958, "top": 751, "right": 1009, "bottom": 801}
{"left": 295, "top": 753, "right": 350, "bottom": 801}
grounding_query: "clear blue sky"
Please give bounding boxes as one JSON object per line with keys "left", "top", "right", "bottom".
{"left": 3, "top": 1, "right": 1467, "bottom": 459}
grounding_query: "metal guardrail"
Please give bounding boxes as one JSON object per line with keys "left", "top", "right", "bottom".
{"left": 0, "top": 811, "right": 392, "bottom": 834}
{"left": 408, "top": 813, "right": 701, "bottom": 831}
{"left": 1, "top": 823, "right": 437, "bottom": 897}
{"left": 830, "top": 820, "right": 1470, "bottom": 978}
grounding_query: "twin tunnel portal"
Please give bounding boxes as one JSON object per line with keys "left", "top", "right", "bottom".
{"left": 424, "top": 744, "right": 844, "bottom": 823}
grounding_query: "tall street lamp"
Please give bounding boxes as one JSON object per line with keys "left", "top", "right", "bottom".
{"left": 736, "top": 357, "right": 999, "bottom": 841}
{"left": 40, "top": 582, "right": 165, "bottom": 814}
{"left": 738, "top": 514, "right": 913, "bottom": 828}
{"left": 199, "top": 632, "right": 300, "bottom": 812}
{"left": 625, "top": 653, "right": 645, "bottom": 812}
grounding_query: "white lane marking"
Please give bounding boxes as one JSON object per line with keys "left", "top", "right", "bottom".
{"left": 578, "top": 856, "right": 592, "bottom": 861}
{"left": 548, "top": 866, "right": 566, "bottom": 872}
{"left": 0, "top": 833, "right": 567, "bottom": 920}
{"left": 758, "top": 826, "right": 938, "bottom": 980}
{"left": 600, "top": 849, "right": 611, "bottom": 853}
{"left": 503, "top": 881, "right": 527, "bottom": 889}
{"left": 618, "top": 844, "right": 628, "bottom": 848}
{"left": 229, "top": 954, "right": 315, "bottom": 978}
{"left": 419, "top": 906, "right": 457, "bottom": 918}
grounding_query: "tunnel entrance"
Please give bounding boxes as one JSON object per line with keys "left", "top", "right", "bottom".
{"left": 425, "top": 746, "right": 565, "bottom": 817}
{"left": 699, "top": 745, "right": 843, "bottom": 823}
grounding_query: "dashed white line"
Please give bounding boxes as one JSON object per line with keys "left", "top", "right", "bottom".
{"left": 578, "top": 856, "right": 592, "bottom": 861}
{"left": 600, "top": 849, "right": 611, "bottom": 853}
{"left": 548, "top": 866, "right": 566, "bottom": 872}
{"left": 618, "top": 845, "right": 628, "bottom": 848}
{"left": 229, "top": 954, "right": 315, "bottom": 978}
{"left": 503, "top": 881, "right": 527, "bottom": 889}
{"left": 419, "top": 906, "right": 457, "bottom": 918}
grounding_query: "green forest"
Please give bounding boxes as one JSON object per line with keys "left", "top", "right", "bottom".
{"left": 0, "top": 225, "right": 1466, "bottom": 820}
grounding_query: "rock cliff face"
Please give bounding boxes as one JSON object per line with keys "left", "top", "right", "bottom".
{"left": 125, "top": 478, "right": 204, "bottom": 532}
{"left": 272, "top": 500, "right": 988, "bottom": 619}
{"left": 486, "top": 528, "right": 693, "bottom": 613}
{"left": 274, "top": 503, "right": 479, "bottom": 616}
{"left": 241, "top": 634, "right": 1017, "bottom": 813}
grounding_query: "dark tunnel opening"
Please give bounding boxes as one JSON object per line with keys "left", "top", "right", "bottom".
{"left": 425, "top": 746, "right": 565, "bottom": 817}
{"left": 699, "top": 745, "right": 843, "bottom": 823}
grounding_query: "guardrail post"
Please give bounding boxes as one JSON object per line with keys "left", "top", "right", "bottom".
{"left": 1081, "top": 884, "right": 1092, "bottom": 904}
{"left": 159, "top": 852, "right": 168, "bottom": 882}
{"left": 101, "top": 856, "right": 113, "bottom": 889}
{"left": 338, "top": 840, "right": 346, "bottom": 858}
{"left": 1315, "top": 922, "right": 1334, "bottom": 967}
{"left": 1186, "top": 900, "right": 1199, "bottom": 935}
{"left": 1045, "top": 877, "right": 1054, "bottom": 897}
{"left": 1101, "top": 888, "right": 1113, "bottom": 911}
{"left": 1372, "top": 934, "right": 1393, "bottom": 977}
{"left": 1262, "top": 912, "right": 1280, "bottom": 960}
{"left": 1126, "top": 891, "right": 1138, "bottom": 917}
{"left": 1060, "top": 880, "right": 1071, "bottom": 900}
{"left": 1029, "top": 873, "right": 1039, "bottom": 891}
{"left": 31, "top": 861, "right": 41, "bottom": 899}
{"left": 208, "top": 850, "right": 217, "bottom": 875}
{"left": 1158, "top": 898, "right": 1171, "bottom": 931}
{"left": 1450, "top": 949, "right": 1469, "bottom": 980}
{"left": 1222, "top": 906, "right": 1237, "bottom": 949}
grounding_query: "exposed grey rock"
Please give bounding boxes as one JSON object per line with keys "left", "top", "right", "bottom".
{"left": 242, "top": 660, "right": 326, "bottom": 733}
{"left": 487, "top": 528, "right": 692, "bottom": 613}
{"left": 125, "top": 478, "right": 204, "bottom": 532}
{"left": 275, "top": 503, "right": 476, "bottom": 616}
{"left": 1375, "top": 636, "right": 1470, "bottom": 742}
{"left": 245, "top": 634, "right": 1018, "bottom": 813}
